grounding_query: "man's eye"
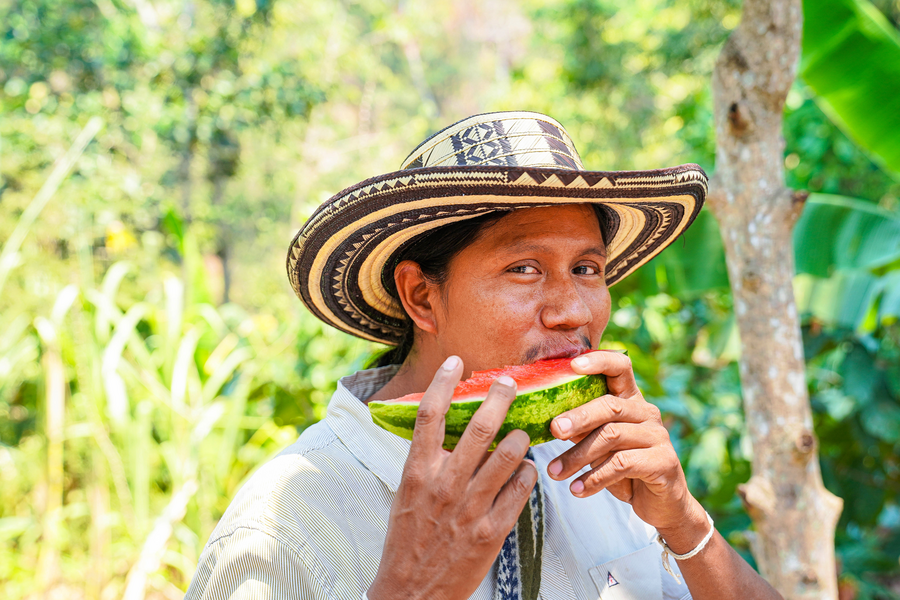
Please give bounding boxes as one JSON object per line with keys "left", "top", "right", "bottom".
{"left": 510, "top": 265, "right": 540, "bottom": 274}
{"left": 573, "top": 265, "right": 601, "bottom": 275}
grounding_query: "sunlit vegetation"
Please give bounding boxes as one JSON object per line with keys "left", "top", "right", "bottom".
{"left": 1, "top": 0, "right": 898, "bottom": 598}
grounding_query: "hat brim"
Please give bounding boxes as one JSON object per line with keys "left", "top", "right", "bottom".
{"left": 288, "top": 163, "right": 707, "bottom": 344}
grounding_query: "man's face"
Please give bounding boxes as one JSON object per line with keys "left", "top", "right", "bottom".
{"left": 429, "top": 204, "right": 611, "bottom": 375}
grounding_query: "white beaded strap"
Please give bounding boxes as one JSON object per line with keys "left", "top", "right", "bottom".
{"left": 657, "top": 510, "right": 715, "bottom": 583}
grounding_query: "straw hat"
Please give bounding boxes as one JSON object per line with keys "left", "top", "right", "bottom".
{"left": 287, "top": 111, "right": 707, "bottom": 344}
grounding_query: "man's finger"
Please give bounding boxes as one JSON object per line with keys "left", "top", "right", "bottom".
{"left": 569, "top": 449, "right": 669, "bottom": 498}
{"left": 447, "top": 376, "right": 518, "bottom": 478}
{"left": 569, "top": 350, "right": 640, "bottom": 398}
{"left": 550, "top": 394, "right": 653, "bottom": 441}
{"left": 546, "top": 422, "right": 655, "bottom": 481}
{"left": 469, "top": 429, "right": 530, "bottom": 502}
{"left": 409, "top": 355, "right": 463, "bottom": 460}
{"left": 490, "top": 459, "right": 537, "bottom": 530}
{"left": 605, "top": 479, "right": 636, "bottom": 505}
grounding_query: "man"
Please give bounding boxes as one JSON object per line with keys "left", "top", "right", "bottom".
{"left": 186, "top": 112, "right": 782, "bottom": 599}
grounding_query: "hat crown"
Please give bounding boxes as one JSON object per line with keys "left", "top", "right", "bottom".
{"left": 401, "top": 111, "right": 586, "bottom": 171}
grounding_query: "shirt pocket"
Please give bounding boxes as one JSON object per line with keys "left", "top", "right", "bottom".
{"left": 588, "top": 542, "right": 663, "bottom": 600}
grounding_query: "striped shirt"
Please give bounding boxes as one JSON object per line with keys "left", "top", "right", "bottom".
{"left": 185, "top": 366, "right": 691, "bottom": 600}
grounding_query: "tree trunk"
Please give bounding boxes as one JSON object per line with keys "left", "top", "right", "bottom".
{"left": 708, "top": 0, "right": 844, "bottom": 597}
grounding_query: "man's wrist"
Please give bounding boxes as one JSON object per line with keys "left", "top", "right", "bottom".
{"left": 655, "top": 498, "right": 711, "bottom": 555}
{"left": 367, "top": 577, "right": 415, "bottom": 600}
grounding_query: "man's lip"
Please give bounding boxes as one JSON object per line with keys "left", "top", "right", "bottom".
{"left": 538, "top": 346, "right": 589, "bottom": 361}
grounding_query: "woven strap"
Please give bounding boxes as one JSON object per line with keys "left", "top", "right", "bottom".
{"left": 495, "top": 450, "right": 543, "bottom": 600}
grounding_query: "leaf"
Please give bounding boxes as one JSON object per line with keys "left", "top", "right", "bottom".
{"left": 101, "top": 261, "right": 132, "bottom": 305}
{"left": 794, "top": 270, "right": 881, "bottom": 330}
{"left": 170, "top": 328, "right": 202, "bottom": 413}
{"left": 101, "top": 303, "right": 149, "bottom": 423}
{"left": 201, "top": 347, "right": 253, "bottom": 405}
{"left": 687, "top": 427, "right": 728, "bottom": 489}
{"left": 841, "top": 344, "right": 880, "bottom": 405}
{"left": 191, "top": 401, "right": 227, "bottom": 444}
{"left": 878, "top": 271, "right": 900, "bottom": 321}
{"left": 859, "top": 401, "right": 900, "bottom": 442}
{"left": 0, "top": 516, "right": 34, "bottom": 542}
{"left": 50, "top": 285, "right": 80, "bottom": 325}
{"left": 794, "top": 194, "right": 900, "bottom": 276}
{"left": 816, "top": 388, "right": 857, "bottom": 421}
{"left": 801, "top": 0, "right": 900, "bottom": 173}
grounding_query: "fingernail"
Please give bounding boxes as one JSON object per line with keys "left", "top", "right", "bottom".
{"left": 442, "top": 356, "right": 460, "bottom": 371}
{"left": 572, "top": 356, "right": 589, "bottom": 368}
{"left": 548, "top": 461, "right": 562, "bottom": 476}
{"left": 570, "top": 480, "right": 584, "bottom": 494}
{"left": 555, "top": 417, "right": 572, "bottom": 435}
{"left": 496, "top": 375, "right": 516, "bottom": 389}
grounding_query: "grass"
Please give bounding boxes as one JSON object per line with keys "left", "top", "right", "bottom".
{"left": 0, "top": 262, "right": 368, "bottom": 599}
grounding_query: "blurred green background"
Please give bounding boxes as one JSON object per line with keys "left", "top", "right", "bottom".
{"left": 1, "top": 0, "right": 899, "bottom": 598}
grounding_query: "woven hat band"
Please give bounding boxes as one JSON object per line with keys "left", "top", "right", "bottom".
{"left": 401, "top": 112, "right": 585, "bottom": 171}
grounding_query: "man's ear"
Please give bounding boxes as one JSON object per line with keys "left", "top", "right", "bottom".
{"left": 394, "top": 260, "right": 439, "bottom": 335}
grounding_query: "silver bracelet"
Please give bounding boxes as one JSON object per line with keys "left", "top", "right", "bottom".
{"left": 656, "top": 510, "right": 715, "bottom": 583}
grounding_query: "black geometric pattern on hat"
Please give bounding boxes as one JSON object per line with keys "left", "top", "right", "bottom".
{"left": 401, "top": 112, "right": 584, "bottom": 171}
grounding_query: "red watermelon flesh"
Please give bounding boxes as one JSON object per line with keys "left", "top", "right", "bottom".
{"left": 368, "top": 353, "right": 608, "bottom": 449}
{"left": 380, "top": 356, "right": 587, "bottom": 405}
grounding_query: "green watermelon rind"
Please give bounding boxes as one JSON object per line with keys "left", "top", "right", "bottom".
{"left": 368, "top": 373, "right": 608, "bottom": 450}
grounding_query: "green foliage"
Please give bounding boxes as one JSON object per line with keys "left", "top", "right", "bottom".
{"left": 795, "top": 195, "right": 900, "bottom": 277}
{"left": 0, "top": 264, "right": 367, "bottom": 597}
{"left": 0, "top": 0, "right": 322, "bottom": 310}
{"left": 808, "top": 325, "right": 900, "bottom": 594}
{"left": 802, "top": 0, "right": 900, "bottom": 174}
{"left": 2, "top": 0, "right": 900, "bottom": 597}
{"left": 783, "top": 87, "right": 900, "bottom": 202}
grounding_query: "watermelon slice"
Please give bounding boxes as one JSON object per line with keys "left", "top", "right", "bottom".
{"left": 368, "top": 356, "right": 608, "bottom": 450}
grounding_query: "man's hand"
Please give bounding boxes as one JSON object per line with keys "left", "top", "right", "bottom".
{"left": 547, "top": 351, "right": 784, "bottom": 600}
{"left": 546, "top": 350, "right": 705, "bottom": 537}
{"left": 367, "top": 356, "right": 537, "bottom": 600}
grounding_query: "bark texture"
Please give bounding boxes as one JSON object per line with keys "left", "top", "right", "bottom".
{"left": 708, "top": 1, "right": 843, "bottom": 597}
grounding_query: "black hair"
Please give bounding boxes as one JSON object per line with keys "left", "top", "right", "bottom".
{"left": 367, "top": 204, "right": 612, "bottom": 368}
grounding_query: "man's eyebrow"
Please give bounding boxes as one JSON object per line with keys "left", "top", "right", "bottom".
{"left": 499, "top": 241, "right": 607, "bottom": 258}
{"left": 581, "top": 246, "right": 608, "bottom": 259}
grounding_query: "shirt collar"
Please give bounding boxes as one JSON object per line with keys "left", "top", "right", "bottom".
{"left": 325, "top": 365, "right": 411, "bottom": 492}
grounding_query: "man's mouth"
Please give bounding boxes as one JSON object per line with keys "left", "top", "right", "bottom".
{"left": 523, "top": 333, "right": 593, "bottom": 364}
{"left": 531, "top": 343, "right": 591, "bottom": 362}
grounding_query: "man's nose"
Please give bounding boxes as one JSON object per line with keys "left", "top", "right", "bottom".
{"left": 540, "top": 274, "right": 593, "bottom": 330}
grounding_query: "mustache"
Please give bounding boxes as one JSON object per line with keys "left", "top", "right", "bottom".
{"left": 522, "top": 334, "right": 592, "bottom": 364}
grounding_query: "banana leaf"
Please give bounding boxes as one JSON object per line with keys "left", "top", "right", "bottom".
{"left": 793, "top": 270, "right": 882, "bottom": 329}
{"left": 793, "top": 194, "right": 899, "bottom": 329}
{"left": 801, "top": 0, "right": 900, "bottom": 174}
{"left": 794, "top": 193, "right": 900, "bottom": 276}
